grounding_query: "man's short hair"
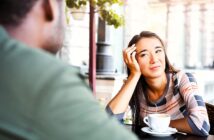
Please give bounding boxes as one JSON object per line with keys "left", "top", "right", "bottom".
{"left": 0, "top": 0, "right": 38, "bottom": 26}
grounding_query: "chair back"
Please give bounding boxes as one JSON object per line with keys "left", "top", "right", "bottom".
{"left": 205, "top": 102, "right": 214, "bottom": 135}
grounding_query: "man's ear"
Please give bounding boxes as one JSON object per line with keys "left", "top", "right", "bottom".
{"left": 42, "top": 0, "right": 54, "bottom": 21}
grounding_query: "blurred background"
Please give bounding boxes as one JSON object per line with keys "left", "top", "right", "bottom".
{"left": 58, "top": 0, "right": 214, "bottom": 105}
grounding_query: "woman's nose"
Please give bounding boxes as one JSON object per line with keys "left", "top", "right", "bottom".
{"left": 150, "top": 53, "right": 158, "bottom": 64}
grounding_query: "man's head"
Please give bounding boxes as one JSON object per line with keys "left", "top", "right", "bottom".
{"left": 0, "top": 0, "right": 66, "bottom": 54}
{"left": 0, "top": 0, "right": 38, "bottom": 26}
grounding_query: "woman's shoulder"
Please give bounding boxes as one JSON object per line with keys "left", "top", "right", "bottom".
{"left": 173, "top": 70, "right": 195, "bottom": 78}
{"left": 173, "top": 70, "right": 198, "bottom": 86}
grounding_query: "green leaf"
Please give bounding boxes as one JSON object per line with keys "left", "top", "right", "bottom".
{"left": 66, "top": 0, "right": 124, "bottom": 28}
{"left": 66, "top": 0, "right": 88, "bottom": 8}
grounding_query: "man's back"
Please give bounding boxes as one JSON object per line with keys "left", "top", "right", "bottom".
{"left": 0, "top": 27, "right": 138, "bottom": 140}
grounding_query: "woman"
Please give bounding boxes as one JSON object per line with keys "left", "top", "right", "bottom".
{"left": 106, "top": 31, "right": 210, "bottom": 136}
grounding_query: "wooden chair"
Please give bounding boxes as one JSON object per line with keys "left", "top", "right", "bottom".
{"left": 205, "top": 102, "right": 214, "bottom": 135}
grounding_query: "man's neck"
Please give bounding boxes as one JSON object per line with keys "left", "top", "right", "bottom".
{"left": 5, "top": 24, "right": 42, "bottom": 49}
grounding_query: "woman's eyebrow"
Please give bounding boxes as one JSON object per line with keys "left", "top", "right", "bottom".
{"left": 137, "top": 46, "right": 163, "bottom": 54}
{"left": 137, "top": 49, "right": 147, "bottom": 55}
{"left": 155, "top": 46, "right": 163, "bottom": 49}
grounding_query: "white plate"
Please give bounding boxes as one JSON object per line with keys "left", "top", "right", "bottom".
{"left": 141, "top": 127, "right": 177, "bottom": 137}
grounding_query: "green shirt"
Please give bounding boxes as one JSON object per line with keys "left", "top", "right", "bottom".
{"left": 0, "top": 26, "right": 138, "bottom": 140}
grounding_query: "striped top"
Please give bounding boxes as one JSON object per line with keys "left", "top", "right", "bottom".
{"left": 139, "top": 71, "right": 210, "bottom": 136}
{"left": 106, "top": 71, "right": 210, "bottom": 136}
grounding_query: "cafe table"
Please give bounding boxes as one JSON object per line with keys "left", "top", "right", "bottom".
{"left": 124, "top": 124, "right": 214, "bottom": 140}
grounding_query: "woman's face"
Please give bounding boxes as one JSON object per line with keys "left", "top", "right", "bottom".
{"left": 135, "top": 37, "right": 166, "bottom": 79}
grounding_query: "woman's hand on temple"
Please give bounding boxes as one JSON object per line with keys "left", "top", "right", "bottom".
{"left": 123, "top": 45, "right": 141, "bottom": 76}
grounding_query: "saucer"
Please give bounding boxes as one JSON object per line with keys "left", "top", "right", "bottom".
{"left": 141, "top": 127, "right": 177, "bottom": 137}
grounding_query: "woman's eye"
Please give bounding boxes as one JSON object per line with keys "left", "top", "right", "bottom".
{"left": 156, "top": 49, "right": 162, "bottom": 53}
{"left": 140, "top": 54, "right": 147, "bottom": 57}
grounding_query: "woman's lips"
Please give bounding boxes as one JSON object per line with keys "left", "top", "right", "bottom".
{"left": 150, "top": 66, "right": 160, "bottom": 70}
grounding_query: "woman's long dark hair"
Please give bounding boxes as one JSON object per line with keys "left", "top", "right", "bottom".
{"left": 127, "top": 31, "right": 178, "bottom": 132}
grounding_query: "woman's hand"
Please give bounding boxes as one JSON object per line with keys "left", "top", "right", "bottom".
{"left": 107, "top": 45, "right": 142, "bottom": 114}
{"left": 123, "top": 45, "right": 141, "bottom": 76}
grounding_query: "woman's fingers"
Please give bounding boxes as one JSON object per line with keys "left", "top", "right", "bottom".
{"left": 123, "top": 45, "right": 136, "bottom": 64}
{"left": 123, "top": 44, "right": 141, "bottom": 74}
{"left": 131, "top": 51, "right": 137, "bottom": 63}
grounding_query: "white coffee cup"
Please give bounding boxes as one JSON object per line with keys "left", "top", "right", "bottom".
{"left": 143, "top": 113, "right": 170, "bottom": 132}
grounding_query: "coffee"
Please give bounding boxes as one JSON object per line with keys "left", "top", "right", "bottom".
{"left": 143, "top": 113, "right": 170, "bottom": 132}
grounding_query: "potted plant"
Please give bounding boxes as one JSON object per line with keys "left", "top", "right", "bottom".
{"left": 66, "top": 0, "right": 124, "bottom": 28}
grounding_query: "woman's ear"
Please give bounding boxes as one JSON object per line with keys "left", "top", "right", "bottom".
{"left": 42, "top": 0, "right": 54, "bottom": 21}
